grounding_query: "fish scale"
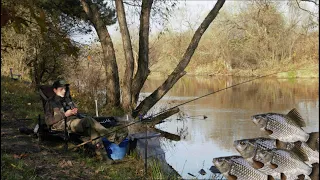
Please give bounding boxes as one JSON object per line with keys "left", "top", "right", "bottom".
{"left": 254, "top": 138, "right": 276, "bottom": 150}
{"left": 266, "top": 114, "right": 308, "bottom": 142}
{"left": 230, "top": 157, "right": 268, "bottom": 180}
{"left": 247, "top": 139, "right": 281, "bottom": 179}
{"left": 259, "top": 166, "right": 279, "bottom": 179}
{"left": 271, "top": 149, "right": 312, "bottom": 179}
{"left": 299, "top": 142, "right": 319, "bottom": 165}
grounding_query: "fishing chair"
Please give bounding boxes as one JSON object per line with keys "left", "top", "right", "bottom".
{"left": 36, "top": 84, "right": 118, "bottom": 151}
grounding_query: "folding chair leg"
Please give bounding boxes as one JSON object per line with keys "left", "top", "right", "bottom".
{"left": 37, "top": 114, "right": 43, "bottom": 142}
{"left": 64, "top": 117, "right": 68, "bottom": 152}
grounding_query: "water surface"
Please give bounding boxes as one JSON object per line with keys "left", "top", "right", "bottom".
{"left": 141, "top": 76, "right": 319, "bottom": 179}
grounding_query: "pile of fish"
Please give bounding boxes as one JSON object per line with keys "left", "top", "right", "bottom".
{"left": 212, "top": 108, "right": 319, "bottom": 180}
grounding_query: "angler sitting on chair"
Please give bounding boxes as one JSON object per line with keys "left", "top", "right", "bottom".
{"left": 45, "top": 79, "right": 111, "bottom": 161}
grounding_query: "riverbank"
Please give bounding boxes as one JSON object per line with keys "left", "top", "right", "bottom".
{"left": 0, "top": 76, "right": 177, "bottom": 179}
{"left": 148, "top": 62, "right": 319, "bottom": 79}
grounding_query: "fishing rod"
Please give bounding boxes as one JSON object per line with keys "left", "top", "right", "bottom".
{"left": 70, "top": 67, "right": 305, "bottom": 150}
{"left": 177, "top": 115, "right": 208, "bottom": 120}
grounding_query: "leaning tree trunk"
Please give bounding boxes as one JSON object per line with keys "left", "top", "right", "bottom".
{"left": 115, "top": 0, "right": 135, "bottom": 112}
{"left": 80, "top": 0, "right": 120, "bottom": 107}
{"left": 132, "top": 0, "right": 226, "bottom": 118}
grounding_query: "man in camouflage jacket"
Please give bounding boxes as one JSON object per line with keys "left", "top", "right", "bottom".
{"left": 45, "top": 80, "right": 111, "bottom": 161}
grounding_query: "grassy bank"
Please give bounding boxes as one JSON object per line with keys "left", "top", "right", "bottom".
{"left": 1, "top": 76, "right": 177, "bottom": 180}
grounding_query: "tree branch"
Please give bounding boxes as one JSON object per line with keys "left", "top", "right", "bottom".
{"left": 123, "top": 1, "right": 141, "bottom": 7}
{"left": 79, "top": 0, "right": 121, "bottom": 107}
{"left": 152, "top": 128, "right": 181, "bottom": 141}
{"left": 131, "top": 0, "right": 154, "bottom": 106}
{"left": 147, "top": 107, "right": 179, "bottom": 127}
{"left": 301, "top": 0, "right": 319, "bottom": 6}
{"left": 79, "top": 0, "right": 92, "bottom": 19}
{"left": 295, "top": 0, "right": 318, "bottom": 17}
{"left": 133, "top": 0, "right": 226, "bottom": 117}
{"left": 115, "top": 0, "right": 135, "bottom": 111}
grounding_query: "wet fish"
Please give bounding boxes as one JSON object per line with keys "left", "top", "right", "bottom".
{"left": 235, "top": 137, "right": 319, "bottom": 167}
{"left": 234, "top": 138, "right": 276, "bottom": 160}
{"left": 307, "top": 132, "right": 319, "bottom": 152}
{"left": 234, "top": 138, "right": 281, "bottom": 179}
{"left": 277, "top": 140, "right": 320, "bottom": 166}
{"left": 254, "top": 148, "right": 314, "bottom": 180}
{"left": 213, "top": 155, "right": 273, "bottom": 180}
{"left": 297, "top": 141, "right": 319, "bottom": 166}
{"left": 251, "top": 108, "right": 318, "bottom": 145}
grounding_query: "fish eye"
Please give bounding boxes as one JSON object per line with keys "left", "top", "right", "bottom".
{"left": 240, "top": 141, "right": 246, "bottom": 146}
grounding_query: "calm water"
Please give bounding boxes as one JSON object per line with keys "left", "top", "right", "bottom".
{"left": 141, "top": 75, "right": 319, "bottom": 179}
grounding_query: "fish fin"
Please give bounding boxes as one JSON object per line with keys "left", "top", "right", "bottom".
{"left": 291, "top": 142, "right": 309, "bottom": 162}
{"left": 280, "top": 173, "right": 286, "bottom": 180}
{"left": 269, "top": 162, "right": 278, "bottom": 169}
{"left": 227, "top": 174, "right": 237, "bottom": 180}
{"left": 252, "top": 159, "right": 264, "bottom": 169}
{"left": 309, "top": 163, "right": 319, "bottom": 180}
{"left": 276, "top": 139, "right": 288, "bottom": 149}
{"left": 306, "top": 132, "right": 319, "bottom": 151}
{"left": 286, "top": 108, "right": 306, "bottom": 127}
{"left": 267, "top": 175, "right": 275, "bottom": 180}
{"left": 293, "top": 141, "right": 302, "bottom": 148}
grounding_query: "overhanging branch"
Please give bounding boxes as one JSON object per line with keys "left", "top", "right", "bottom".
{"left": 301, "top": 0, "right": 319, "bottom": 6}
{"left": 295, "top": 0, "right": 318, "bottom": 17}
{"left": 132, "top": 0, "right": 226, "bottom": 117}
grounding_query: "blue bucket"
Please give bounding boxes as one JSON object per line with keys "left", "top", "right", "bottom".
{"left": 102, "top": 137, "right": 129, "bottom": 160}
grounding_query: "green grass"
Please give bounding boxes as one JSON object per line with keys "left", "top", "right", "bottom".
{"left": 1, "top": 154, "right": 38, "bottom": 180}
{"left": 1, "top": 75, "right": 176, "bottom": 180}
{"left": 149, "top": 158, "right": 181, "bottom": 180}
{"left": 1, "top": 76, "right": 43, "bottom": 124}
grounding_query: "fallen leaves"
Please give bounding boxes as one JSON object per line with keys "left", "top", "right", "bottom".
{"left": 13, "top": 153, "right": 28, "bottom": 159}
{"left": 58, "top": 159, "right": 73, "bottom": 168}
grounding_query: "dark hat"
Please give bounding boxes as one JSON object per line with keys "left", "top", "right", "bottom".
{"left": 52, "top": 80, "right": 69, "bottom": 88}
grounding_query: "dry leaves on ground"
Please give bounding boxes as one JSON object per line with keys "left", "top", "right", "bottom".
{"left": 13, "top": 153, "right": 28, "bottom": 159}
{"left": 58, "top": 159, "right": 73, "bottom": 168}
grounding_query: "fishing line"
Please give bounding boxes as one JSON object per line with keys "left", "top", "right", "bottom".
{"left": 71, "top": 67, "right": 306, "bottom": 149}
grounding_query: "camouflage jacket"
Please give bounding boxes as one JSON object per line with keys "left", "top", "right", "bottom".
{"left": 44, "top": 95, "right": 77, "bottom": 130}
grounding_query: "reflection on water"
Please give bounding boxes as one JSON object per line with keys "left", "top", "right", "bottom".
{"left": 141, "top": 76, "right": 319, "bottom": 179}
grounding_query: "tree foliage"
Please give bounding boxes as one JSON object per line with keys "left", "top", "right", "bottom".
{"left": 1, "top": 0, "right": 80, "bottom": 88}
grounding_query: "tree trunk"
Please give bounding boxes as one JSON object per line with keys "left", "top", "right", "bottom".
{"left": 115, "top": 0, "right": 134, "bottom": 112}
{"left": 133, "top": 0, "right": 226, "bottom": 117}
{"left": 80, "top": 0, "right": 120, "bottom": 107}
{"left": 131, "top": 0, "right": 153, "bottom": 106}
{"left": 148, "top": 107, "right": 180, "bottom": 127}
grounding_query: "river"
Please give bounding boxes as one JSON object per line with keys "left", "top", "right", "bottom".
{"left": 140, "top": 75, "right": 319, "bottom": 179}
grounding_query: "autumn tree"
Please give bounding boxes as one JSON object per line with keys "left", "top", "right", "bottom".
{"left": 1, "top": 0, "right": 80, "bottom": 89}
{"left": 3, "top": 0, "right": 226, "bottom": 134}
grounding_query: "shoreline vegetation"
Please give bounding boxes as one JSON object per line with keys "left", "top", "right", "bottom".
{"left": 148, "top": 63, "right": 319, "bottom": 80}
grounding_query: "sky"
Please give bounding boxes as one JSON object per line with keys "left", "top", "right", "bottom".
{"left": 71, "top": 1, "right": 226, "bottom": 44}
{"left": 71, "top": 0, "right": 318, "bottom": 45}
